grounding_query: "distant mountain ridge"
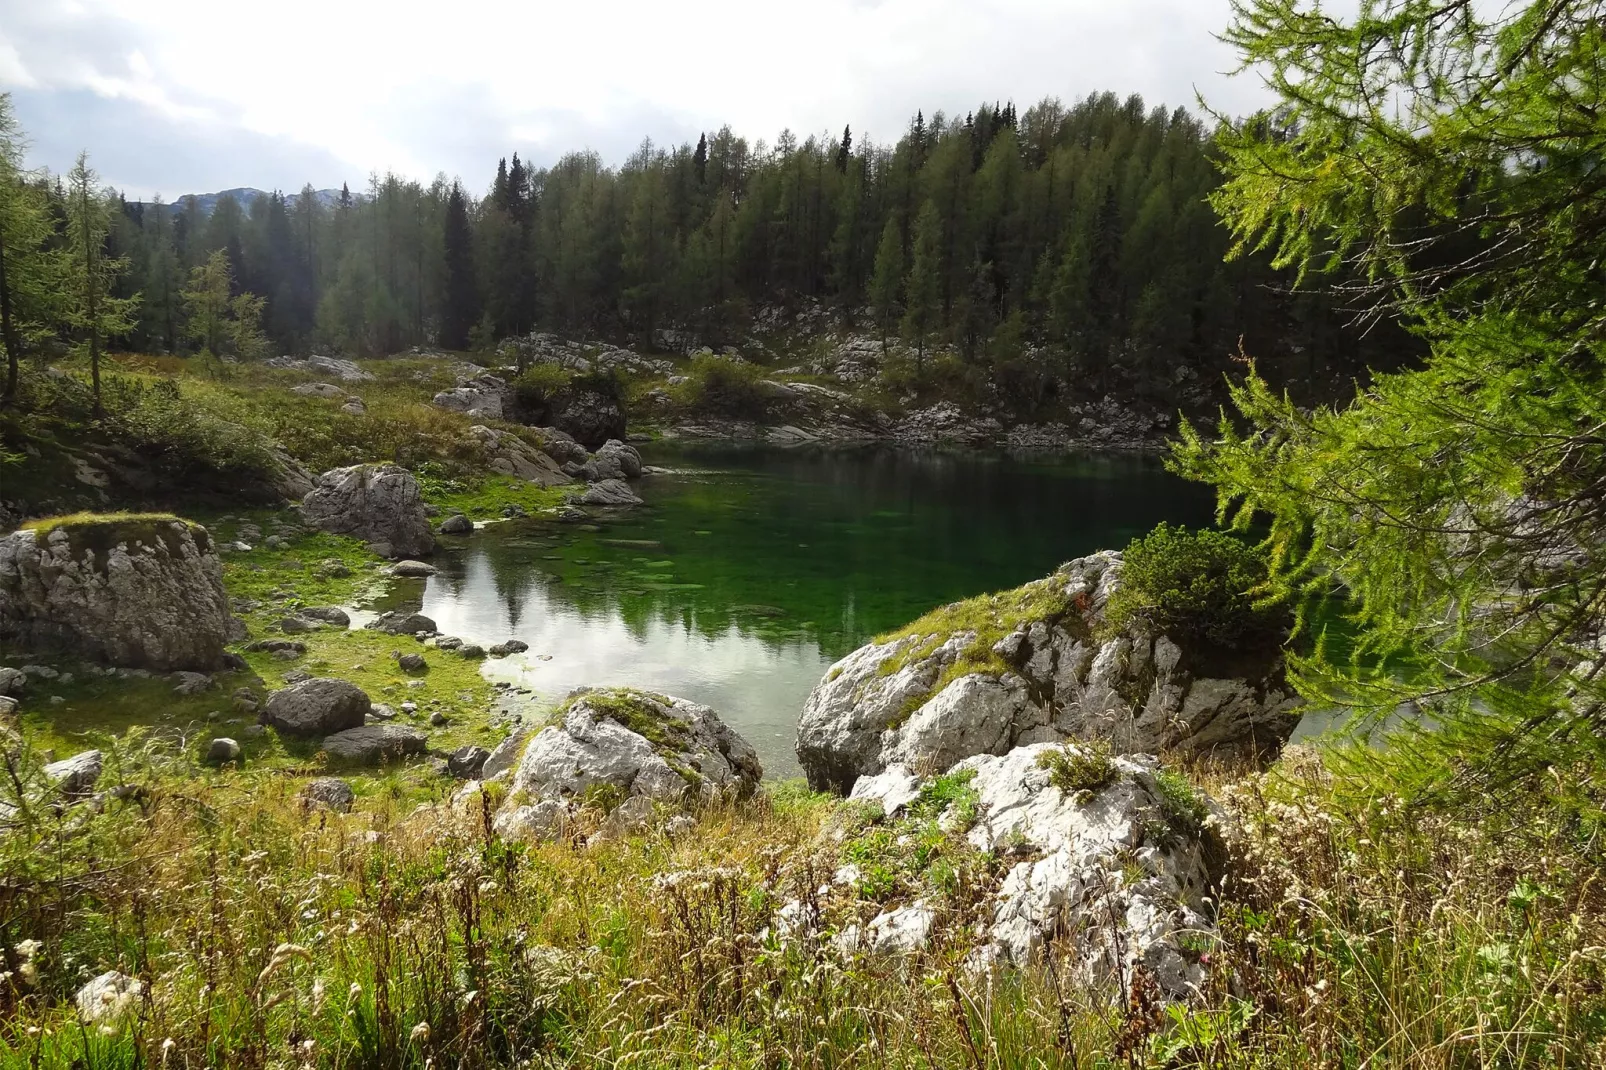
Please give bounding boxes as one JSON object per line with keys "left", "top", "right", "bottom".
{"left": 146, "top": 187, "right": 366, "bottom": 215}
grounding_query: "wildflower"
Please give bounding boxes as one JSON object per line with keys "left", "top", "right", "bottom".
{"left": 311, "top": 977, "right": 326, "bottom": 1013}
{"left": 161, "top": 1038, "right": 176, "bottom": 1066}
{"left": 410, "top": 1021, "right": 431, "bottom": 1046}
{"left": 348, "top": 982, "right": 362, "bottom": 1000}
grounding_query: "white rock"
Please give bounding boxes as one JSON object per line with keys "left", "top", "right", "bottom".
{"left": 75, "top": 970, "right": 142, "bottom": 1025}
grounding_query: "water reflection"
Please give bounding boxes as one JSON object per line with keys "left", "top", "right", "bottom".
{"left": 419, "top": 443, "right": 1215, "bottom": 777}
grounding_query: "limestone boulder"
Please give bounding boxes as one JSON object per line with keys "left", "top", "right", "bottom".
{"left": 45, "top": 749, "right": 104, "bottom": 796}
{"left": 300, "top": 464, "right": 435, "bottom": 559}
{"left": 466, "top": 425, "right": 571, "bottom": 487}
{"left": 0, "top": 519, "right": 232, "bottom": 671}
{"left": 433, "top": 374, "right": 508, "bottom": 419}
{"left": 321, "top": 724, "right": 427, "bottom": 766}
{"left": 575, "top": 479, "right": 643, "bottom": 507}
{"left": 796, "top": 552, "right": 1299, "bottom": 792}
{"left": 498, "top": 688, "right": 761, "bottom": 841}
{"left": 261, "top": 678, "right": 371, "bottom": 737}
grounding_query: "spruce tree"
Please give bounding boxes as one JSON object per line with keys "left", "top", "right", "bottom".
{"left": 693, "top": 134, "right": 708, "bottom": 184}
{"left": 440, "top": 181, "right": 479, "bottom": 350}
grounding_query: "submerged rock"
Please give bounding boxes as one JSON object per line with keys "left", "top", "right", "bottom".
{"left": 300, "top": 464, "right": 435, "bottom": 559}
{"left": 0, "top": 518, "right": 232, "bottom": 671}
{"left": 796, "top": 552, "right": 1299, "bottom": 793}
{"left": 497, "top": 688, "right": 761, "bottom": 841}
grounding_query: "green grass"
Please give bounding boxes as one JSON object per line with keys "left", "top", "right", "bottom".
{"left": 1036, "top": 740, "right": 1117, "bottom": 803}
{"left": 563, "top": 687, "right": 690, "bottom": 751}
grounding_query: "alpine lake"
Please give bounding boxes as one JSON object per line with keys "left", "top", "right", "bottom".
{"left": 412, "top": 443, "right": 1216, "bottom": 777}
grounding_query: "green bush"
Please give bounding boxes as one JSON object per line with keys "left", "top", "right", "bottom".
{"left": 1106, "top": 523, "right": 1288, "bottom": 649}
{"left": 672, "top": 354, "right": 768, "bottom": 418}
{"left": 510, "top": 363, "right": 574, "bottom": 410}
{"left": 1037, "top": 740, "right": 1117, "bottom": 803}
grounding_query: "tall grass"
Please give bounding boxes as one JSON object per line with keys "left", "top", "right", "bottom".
{"left": 1, "top": 734, "right": 1602, "bottom": 1068}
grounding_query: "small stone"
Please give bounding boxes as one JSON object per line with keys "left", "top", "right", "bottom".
{"left": 370, "top": 703, "right": 396, "bottom": 720}
{"left": 0, "top": 695, "right": 18, "bottom": 717}
{"left": 300, "top": 605, "right": 351, "bottom": 626}
{"left": 487, "top": 639, "right": 529, "bottom": 658}
{"left": 448, "top": 745, "right": 490, "bottom": 779}
{"left": 205, "top": 737, "right": 241, "bottom": 765}
{"left": 302, "top": 777, "right": 355, "bottom": 812}
{"left": 435, "top": 636, "right": 463, "bottom": 651}
{"left": 264, "top": 535, "right": 286, "bottom": 549}
{"left": 438, "top": 514, "right": 473, "bottom": 535}
{"left": 279, "top": 617, "right": 316, "bottom": 634}
{"left": 75, "top": 971, "right": 141, "bottom": 1025}
{"left": 172, "top": 671, "right": 213, "bottom": 695}
{"left": 429, "top": 711, "right": 448, "bottom": 726}
{"left": 399, "top": 701, "right": 418, "bottom": 714}
{"left": 388, "top": 560, "right": 439, "bottom": 578}
{"left": 396, "top": 652, "right": 428, "bottom": 674}
{"left": 45, "top": 750, "right": 103, "bottom": 795}
{"left": 458, "top": 644, "right": 486, "bottom": 660}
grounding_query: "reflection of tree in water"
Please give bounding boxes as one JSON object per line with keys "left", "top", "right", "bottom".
{"left": 442, "top": 445, "right": 1213, "bottom": 660}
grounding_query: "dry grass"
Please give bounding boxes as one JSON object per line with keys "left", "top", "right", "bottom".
{"left": 1, "top": 734, "right": 1602, "bottom": 1069}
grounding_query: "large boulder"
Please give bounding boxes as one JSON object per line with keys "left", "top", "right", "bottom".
{"left": 261, "top": 678, "right": 371, "bottom": 737}
{"left": 584, "top": 439, "right": 643, "bottom": 481}
{"left": 575, "top": 479, "right": 644, "bottom": 507}
{"left": 433, "top": 374, "right": 508, "bottom": 419}
{"left": 848, "top": 743, "right": 1223, "bottom": 999}
{"left": 497, "top": 688, "right": 761, "bottom": 841}
{"left": 299, "top": 464, "right": 435, "bottom": 559}
{"left": 0, "top": 518, "right": 232, "bottom": 671}
{"left": 321, "top": 724, "right": 427, "bottom": 765}
{"left": 466, "top": 425, "right": 571, "bottom": 486}
{"left": 549, "top": 388, "right": 626, "bottom": 451}
{"left": 796, "top": 552, "right": 1299, "bottom": 793}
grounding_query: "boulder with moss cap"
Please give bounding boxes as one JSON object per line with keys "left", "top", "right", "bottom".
{"left": 795, "top": 551, "right": 1299, "bottom": 793}
{"left": 0, "top": 514, "right": 232, "bottom": 671}
{"left": 497, "top": 688, "right": 761, "bottom": 841}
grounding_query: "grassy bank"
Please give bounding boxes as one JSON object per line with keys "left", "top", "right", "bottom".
{"left": 0, "top": 738, "right": 1601, "bottom": 1068}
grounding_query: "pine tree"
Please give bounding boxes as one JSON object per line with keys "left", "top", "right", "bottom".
{"left": 901, "top": 200, "right": 940, "bottom": 370}
{"left": 64, "top": 152, "right": 137, "bottom": 413}
{"left": 835, "top": 125, "right": 852, "bottom": 173}
{"left": 868, "top": 217, "right": 903, "bottom": 352}
{"left": 693, "top": 134, "right": 708, "bottom": 184}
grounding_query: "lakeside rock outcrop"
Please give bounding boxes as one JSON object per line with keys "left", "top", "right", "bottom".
{"left": 840, "top": 743, "right": 1223, "bottom": 999}
{"left": 797, "top": 551, "right": 1299, "bottom": 794}
{"left": 493, "top": 688, "right": 762, "bottom": 843}
{"left": 299, "top": 464, "right": 436, "bottom": 559}
{"left": 0, "top": 518, "right": 233, "bottom": 671}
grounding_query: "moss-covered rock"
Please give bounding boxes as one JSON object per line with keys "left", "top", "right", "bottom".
{"left": 0, "top": 515, "right": 233, "bottom": 671}
{"left": 497, "top": 688, "right": 762, "bottom": 842}
{"left": 796, "top": 551, "right": 1299, "bottom": 793}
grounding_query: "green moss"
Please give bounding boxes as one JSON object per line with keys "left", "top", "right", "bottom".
{"left": 21, "top": 512, "right": 208, "bottom": 561}
{"left": 874, "top": 575, "right": 1075, "bottom": 724}
{"left": 565, "top": 687, "right": 690, "bottom": 751}
{"left": 1037, "top": 741, "right": 1117, "bottom": 804}
{"left": 417, "top": 470, "right": 568, "bottom": 520}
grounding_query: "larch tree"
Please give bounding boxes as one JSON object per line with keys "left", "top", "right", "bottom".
{"left": 901, "top": 200, "right": 940, "bottom": 370}
{"left": 1176, "top": 0, "right": 1606, "bottom": 797}
{"left": 868, "top": 217, "right": 903, "bottom": 351}
{"left": 182, "top": 249, "right": 234, "bottom": 357}
{"left": 64, "top": 152, "right": 136, "bottom": 414}
{"left": 0, "top": 93, "right": 61, "bottom": 402}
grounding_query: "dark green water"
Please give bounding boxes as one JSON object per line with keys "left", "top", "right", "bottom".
{"left": 422, "top": 444, "right": 1214, "bottom": 775}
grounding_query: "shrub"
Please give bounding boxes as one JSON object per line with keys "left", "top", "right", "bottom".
{"left": 1107, "top": 523, "right": 1289, "bottom": 649}
{"left": 1038, "top": 740, "right": 1117, "bottom": 803}
{"left": 511, "top": 363, "right": 574, "bottom": 408}
{"left": 672, "top": 354, "right": 768, "bottom": 418}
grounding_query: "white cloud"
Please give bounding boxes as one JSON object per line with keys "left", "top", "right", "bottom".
{"left": 1, "top": 0, "right": 1274, "bottom": 197}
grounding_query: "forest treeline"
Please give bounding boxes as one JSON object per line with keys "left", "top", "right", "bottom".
{"left": 2, "top": 91, "right": 1405, "bottom": 405}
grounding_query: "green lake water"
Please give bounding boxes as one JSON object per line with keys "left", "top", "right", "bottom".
{"left": 421, "top": 444, "right": 1215, "bottom": 776}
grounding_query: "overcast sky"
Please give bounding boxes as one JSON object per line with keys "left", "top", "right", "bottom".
{"left": 1, "top": 0, "right": 1274, "bottom": 201}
